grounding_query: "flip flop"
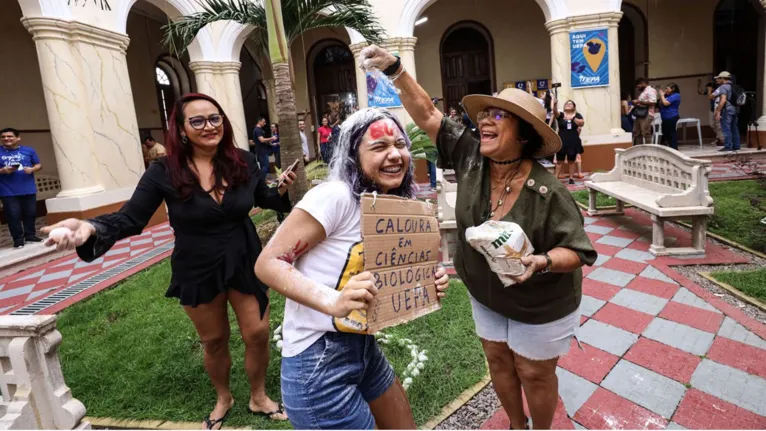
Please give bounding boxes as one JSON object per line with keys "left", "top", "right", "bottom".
{"left": 203, "top": 408, "right": 231, "bottom": 430}
{"left": 248, "top": 403, "right": 288, "bottom": 421}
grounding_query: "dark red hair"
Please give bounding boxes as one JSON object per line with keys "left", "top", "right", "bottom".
{"left": 165, "top": 93, "right": 249, "bottom": 200}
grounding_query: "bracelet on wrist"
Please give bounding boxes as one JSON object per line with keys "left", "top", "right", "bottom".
{"left": 383, "top": 56, "right": 402, "bottom": 76}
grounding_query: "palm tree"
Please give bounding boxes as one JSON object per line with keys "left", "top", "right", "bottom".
{"left": 163, "top": 0, "right": 385, "bottom": 203}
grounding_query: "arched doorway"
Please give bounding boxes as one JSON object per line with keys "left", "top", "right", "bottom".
{"left": 154, "top": 55, "right": 194, "bottom": 132}
{"left": 308, "top": 41, "right": 357, "bottom": 125}
{"left": 440, "top": 22, "right": 494, "bottom": 113}
{"left": 714, "top": 0, "right": 760, "bottom": 133}
{"left": 618, "top": 4, "right": 648, "bottom": 100}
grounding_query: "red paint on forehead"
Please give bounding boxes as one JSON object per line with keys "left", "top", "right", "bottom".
{"left": 369, "top": 120, "right": 395, "bottom": 140}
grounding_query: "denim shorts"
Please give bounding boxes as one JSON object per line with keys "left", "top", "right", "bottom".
{"left": 281, "top": 332, "right": 396, "bottom": 429}
{"left": 470, "top": 294, "right": 581, "bottom": 361}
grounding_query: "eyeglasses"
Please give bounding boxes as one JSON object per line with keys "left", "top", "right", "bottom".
{"left": 476, "top": 108, "right": 513, "bottom": 122}
{"left": 186, "top": 114, "right": 224, "bottom": 130}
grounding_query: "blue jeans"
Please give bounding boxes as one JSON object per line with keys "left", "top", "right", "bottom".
{"left": 257, "top": 149, "right": 270, "bottom": 183}
{"left": 661, "top": 116, "right": 680, "bottom": 150}
{"left": 270, "top": 145, "right": 281, "bottom": 168}
{"left": 281, "top": 332, "right": 396, "bottom": 429}
{"left": 721, "top": 110, "right": 741, "bottom": 151}
{"left": 2, "top": 194, "right": 37, "bottom": 243}
{"left": 427, "top": 161, "right": 437, "bottom": 188}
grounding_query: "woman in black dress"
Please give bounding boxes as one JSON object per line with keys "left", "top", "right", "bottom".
{"left": 552, "top": 99, "right": 584, "bottom": 184}
{"left": 41, "top": 93, "right": 295, "bottom": 429}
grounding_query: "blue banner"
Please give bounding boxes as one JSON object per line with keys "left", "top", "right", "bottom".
{"left": 570, "top": 29, "right": 609, "bottom": 88}
{"left": 367, "top": 72, "right": 402, "bottom": 108}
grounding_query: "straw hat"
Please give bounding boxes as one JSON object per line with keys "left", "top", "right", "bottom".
{"left": 462, "top": 88, "right": 562, "bottom": 158}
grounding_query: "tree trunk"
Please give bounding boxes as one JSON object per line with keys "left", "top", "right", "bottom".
{"left": 265, "top": 0, "right": 307, "bottom": 204}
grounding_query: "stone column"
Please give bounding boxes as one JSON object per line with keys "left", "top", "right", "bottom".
{"left": 189, "top": 61, "right": 249, "bottom": 150}
{"left": 758, "top": 0, "right": 766, "bottom": 132}
{"left": 22, "top": 18, "right": 104, "bottom": 199}
{"left": 350, "top": 42, "right": 369, "bottom": 110}
{"left": 546, "top": 12, "right": 624, "bottom": 136}
{"left": 379, "top": 37, "right": 418, "bottom": 126}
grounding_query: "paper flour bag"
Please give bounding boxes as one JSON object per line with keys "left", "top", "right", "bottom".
{"left": 465, "top": 221, "right": 534, "bottom": 287}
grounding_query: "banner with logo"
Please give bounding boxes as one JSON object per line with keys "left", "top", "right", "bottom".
{"left": 570, "top": 29, "right": 609, "bottom": 88}
{"left": 367, "top": 72, "right": 402, "bottom": 108}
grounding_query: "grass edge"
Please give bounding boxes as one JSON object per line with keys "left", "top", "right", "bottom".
{"left": 698, "top": 272, "right": 766, "bottom": 312}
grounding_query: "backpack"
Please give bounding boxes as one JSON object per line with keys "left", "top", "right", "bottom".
{"left": 731, "top": 83, "right": 747, "bottom": 107}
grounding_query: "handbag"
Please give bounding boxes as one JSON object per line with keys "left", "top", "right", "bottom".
{"left": 633, "top": 105, "right": 649, "bottom": 118}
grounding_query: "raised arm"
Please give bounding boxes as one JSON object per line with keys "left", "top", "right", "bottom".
{"left": 359, "top": 45, "right": 443, "bottom": 143}
{"left": 41, "top": 162, "right": 166, "bottom": 261}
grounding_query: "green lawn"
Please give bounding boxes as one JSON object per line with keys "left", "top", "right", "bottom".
{"left": 710, "top": 269, "right": 766, "bottom": 303}
{"left": 573, "top": 180, "right": 766, "bottom": 252}
{"left": 57, "top": 265, "right": 485, "bottom": 428}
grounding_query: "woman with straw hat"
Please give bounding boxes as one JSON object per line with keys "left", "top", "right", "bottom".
{"left": 360, "top": 46, "right": 597, "bottom": 430}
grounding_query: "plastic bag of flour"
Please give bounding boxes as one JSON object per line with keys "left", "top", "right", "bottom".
{"left": 465, "top": 221, "right": 534, "bottom": 287}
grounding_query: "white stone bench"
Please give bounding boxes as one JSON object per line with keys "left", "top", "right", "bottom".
{"left": 436, "top": 169, "right": 457, "bottom": 264}
{"left": 0, "top": 315, "right": 89, "bottom": 429}
{"left": 584, "top": 145, "right": 714, "bottom": 256}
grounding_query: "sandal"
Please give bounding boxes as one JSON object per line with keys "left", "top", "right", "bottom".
{"left": 248, "top": 403, "right": 288, "bottom": 421}
{"left": 203, "top": 408, "right": 231, "bottom": 430}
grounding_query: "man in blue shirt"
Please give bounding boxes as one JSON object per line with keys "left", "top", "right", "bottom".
{"left": 0, "top": 128, "right": 42, "bottom": 248}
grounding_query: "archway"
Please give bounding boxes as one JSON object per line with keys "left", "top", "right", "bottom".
{"left": 307, "top": 40, "right": 357, "bottom": 125}
{"left": 440, "top": 22, "right": 494, "bottom": 113}
{"left": 714, "top": 0, "right": 760, "bottom": 134}
{"left": 619, "top": 3, "right": 648, "bottom": 100}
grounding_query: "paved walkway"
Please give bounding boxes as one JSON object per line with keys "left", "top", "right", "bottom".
{"left": 480, "top": 209, "right": 766, "bottom": 430}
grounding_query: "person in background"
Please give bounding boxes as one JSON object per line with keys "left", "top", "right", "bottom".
{"left": 142, "top": 135, "right": 167, "bottom": 165}
{"left": 270, "top": 123, "right": 281, "bottom": 168}
{"left": 0, "top": 128, "right": 42, "bottom": 249}
{"left": 41, "top": 94, "right": 295, "bottom": 429}
{"left": 298, "top": 120, "right": 310, "bottom": 163}
{"left": 552, "top": 100, "right": 585, "bottom": 184}
{"left": 702, "top": 79, "right": 725, "bottom": 146}
{"left": 448, "top": 107, "right": 463, "bottom": 124}
{"left": 253, "top": 118, "right": 276, "bottom": 183}
{"left": 712, "top": 71, "right": 740, "bottom": 153}
{"left": 621, "top": 93, "right": 634, "bottom": 133}
{"left": 659, "top": 83, "right": 682, "bottom": 150}
{"left": 632, "top": 78, "right": 657, "bottom": 146}
{"left": 317, "top": 117, "right": 333, "bottom": 163}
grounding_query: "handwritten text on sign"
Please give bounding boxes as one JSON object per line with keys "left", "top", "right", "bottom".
{"left": 360, "top": 194, "right": 442, "bottom": 333}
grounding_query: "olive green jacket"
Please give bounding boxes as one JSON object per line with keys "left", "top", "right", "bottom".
{"left": 437, "top": 117, "right": 598, "bottom": 324}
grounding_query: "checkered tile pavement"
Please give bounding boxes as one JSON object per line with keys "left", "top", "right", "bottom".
{"left": 480, "top": 208, "right": 766, "bottom": 430}
{"left": 0, "top": 222, "right": 174, "bottom": 315}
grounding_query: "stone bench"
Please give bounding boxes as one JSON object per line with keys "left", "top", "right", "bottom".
{"left": 0, "top": 315, "right": 89, "bottom": 429}
{"left": 436, "top": 169, "right": 457, "bottom": 264}
{"left": 584, "top": 145, "right": 714, "bottom": 256}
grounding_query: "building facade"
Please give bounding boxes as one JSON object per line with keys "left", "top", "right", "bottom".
{"left": 2, "top": 0, "right": 765, "bottom": 224}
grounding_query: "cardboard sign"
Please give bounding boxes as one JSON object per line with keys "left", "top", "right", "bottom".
{"left": 360, "top": 193, "right": 442, "bottom": 333}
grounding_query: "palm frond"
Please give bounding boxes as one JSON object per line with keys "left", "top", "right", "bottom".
{"left": 162, "top": 0, "right": 264, "bottom": 55}
{"left": 162, "top": 0, "right": 385, "bottom": 56}
{"left": 406, "top": 123, "right": 438, "bottom": 163}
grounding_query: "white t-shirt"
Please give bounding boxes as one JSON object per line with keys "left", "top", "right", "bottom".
{"left": 281, "top": 181, "right": 368, "bottom": 357}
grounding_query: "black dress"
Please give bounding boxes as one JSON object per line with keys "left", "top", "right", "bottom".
{"left": 76, "top": 149, "right": 291, "bottom": 317}
{"left": 556, "top": 113, "right": 584, "bottom": 162}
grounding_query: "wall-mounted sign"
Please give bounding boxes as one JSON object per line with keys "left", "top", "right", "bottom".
{"left": 570, "top": 29, "right": 609, "bottom": 88}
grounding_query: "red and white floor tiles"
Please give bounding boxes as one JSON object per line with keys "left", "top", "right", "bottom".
{"left": 480, "top": 209, "right": 766, "bottom": 430}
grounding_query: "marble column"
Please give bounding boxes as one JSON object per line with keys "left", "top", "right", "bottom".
{"left": 546, "top": 12, "right": 624, "bottom": 136}
{"left": 758, "top": 0, "right": 766, "bottom": 130}
{"left": 21, "top": 18, "right": 105, "bottom": 199}
{"left": 350, "top": 42, "right": 369, "bottom": 110}
{"left": 189, "top": 61, "right": 249, "bottom": 150}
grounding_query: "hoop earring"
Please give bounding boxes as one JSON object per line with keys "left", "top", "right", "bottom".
{"left": 181, "top": 136, "right": 188, "bottom": 144}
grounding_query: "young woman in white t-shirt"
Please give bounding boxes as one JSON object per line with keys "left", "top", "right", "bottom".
{"left": 256, "top": 108, "right": 450, "bottom": 429}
